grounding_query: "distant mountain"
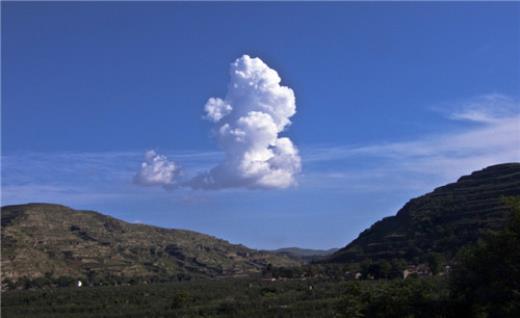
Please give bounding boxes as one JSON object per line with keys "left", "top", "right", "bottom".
{"left": 1, "top": 204, "right": 299, "bottom": 285}
{"left": 270, "top": 247, "right": 339, "bottom": 263}
{"left": 325, "top": 163, "right": 520, "bottom": 264}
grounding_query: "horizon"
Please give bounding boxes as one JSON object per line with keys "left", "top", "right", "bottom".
{"left": 1, "top": 162, "right": 517, "bottom": 252}
{"left": 2, "top": 2, "right": 520, "bottom": 250}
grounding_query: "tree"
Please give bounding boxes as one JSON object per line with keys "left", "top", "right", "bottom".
{"left": 426, "top": 253, "right": 444, "bottom": 275}
{"left": 389, "top": 259, "right": 407, "bottom": 279}
{"left": 450, "top": 197, "right": 520, "bottom": 318}
{"left": 365, "top": 260, "right": 393, "bottom": 279}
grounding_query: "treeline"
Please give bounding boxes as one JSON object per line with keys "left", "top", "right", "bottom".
{"left": 2, "top": 275, "right": 517, "bottom": 318}
{"left": 263, "top": 254, "right": 444, "bottom": 281}
{"left": 2, "top": 272, "right": 194, "bottom": 290}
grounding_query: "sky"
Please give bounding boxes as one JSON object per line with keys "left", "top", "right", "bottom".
{"left": 2, "top": 2, "right": 520, "bottom": 249}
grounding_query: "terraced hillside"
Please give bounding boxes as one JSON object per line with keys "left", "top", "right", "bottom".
{"left": 1, "top": 204, "right": 299, "bottom": 285}
{"left": 326, "top": 163, "right": 520, "bottom": 263}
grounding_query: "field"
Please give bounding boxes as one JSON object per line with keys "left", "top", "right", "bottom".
{"left": 2, "top": 277, "right": 452, "bottom": 318}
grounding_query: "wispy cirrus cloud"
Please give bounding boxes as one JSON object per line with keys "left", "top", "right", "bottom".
{"left": 442, "top": 93, "right": 520, "bottom": 124}
{"left": 301, "top": 94, "right": 520, "bottom": 192}
{"left": 0, "top": 150, "right": 219, "bottom": 206}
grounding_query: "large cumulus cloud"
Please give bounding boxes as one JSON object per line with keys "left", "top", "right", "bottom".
{"left": 135, "top": 55, "right": 301, "bottom": 190}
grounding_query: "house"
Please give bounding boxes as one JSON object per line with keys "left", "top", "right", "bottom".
{"left": 403, "top": 264, "right": 432, "bottom": 279}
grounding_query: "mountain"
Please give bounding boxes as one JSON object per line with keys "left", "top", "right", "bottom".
{"left": 3, "top": 163, "right": 519, "bottom": 288}
{"left": 271, "top": 247, "right": 339, "bottom": 263}
{"left": 1, "top": 204, "right": 299, "bottom": 285}
{"left": 325, "top": 163, "right": 520, "bottom": 264}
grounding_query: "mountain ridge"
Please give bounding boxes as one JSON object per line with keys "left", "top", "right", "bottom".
{"left": 269, "top": 247, "right": 339, "bottom": 263}
{"left": 325, "top": 162, "right": 520, "bottom": 264}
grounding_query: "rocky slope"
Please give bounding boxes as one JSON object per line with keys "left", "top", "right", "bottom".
{"left": 1, "top": 204, "right": 299, "bottom": 284}
{"left": 326, "top": 163, "right": 520, "bottom": 264}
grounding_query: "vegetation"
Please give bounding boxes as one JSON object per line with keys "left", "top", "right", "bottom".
{"left": 326, "top": 163, "right": 520, "bottom": 265}
{"left": 449, "top": 197, "right": 520, "bottom": 317}
{"left": 1, "top": 277, "right": 451, "bottom": 318}
{"left": 1, "top": 204, "right": 299, "bottom": 285}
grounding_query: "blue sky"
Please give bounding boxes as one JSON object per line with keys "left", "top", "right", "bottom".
{"left": 2, "top": 2, "right": 520, "bottom": 249}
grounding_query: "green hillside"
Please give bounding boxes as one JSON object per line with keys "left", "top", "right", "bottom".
{"left": 325, "top": 163, "right": 520, "bottom": 264}
{"left": 1, "top": 204, "right": 299, "bottom": 286}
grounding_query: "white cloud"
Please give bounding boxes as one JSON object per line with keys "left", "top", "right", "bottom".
{"left": 189, "top": 55, "right": 301, "bottom": 189}
{"left": 131, "top": 56, "right": 516, "bottom": 196}
{"left": 444, "top": 93, "right": 519, "bottom": 124}
{"left": 137, "top": 55, "right": 301, "bottom": 190}
{"left": 134, "top": 150, "right": 179, "bottom": 187}
{"left": 204, "top": 97, "right": 232, "bottom": 122}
